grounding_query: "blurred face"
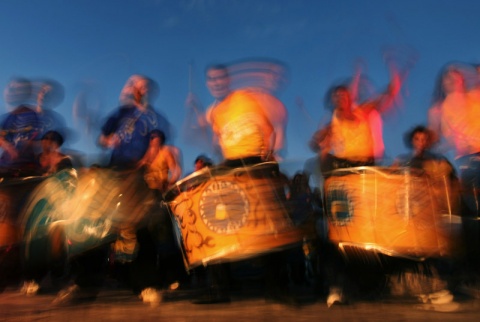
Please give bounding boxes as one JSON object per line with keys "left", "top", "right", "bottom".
{"left": 412, "top": 132, "right": 428, "bottom": 154}
{"left": 442, "top": 70, "right": 465, "bottom": 94}
{"left": 41, "top": 139, "right": 58, "bottom": 153}
{"left": 331, "top": 88, "right": 352, "bottom": 112}
{"left": 206, "top": 68, "right": 230, "bottom": 100}
{"left": 133, "top": 78, "right": 149, "bottom": 103}
{"left": 194, "top": 160, "right": 205, "bottom": 171}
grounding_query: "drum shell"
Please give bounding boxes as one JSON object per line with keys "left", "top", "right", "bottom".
{"left": 0, "top": 176, "right": 45, "bottom": 247}
{"left": 22, "top": 168, "right": 154, "bottom": 263}
{"left": 166, "top": 163, "right": 303, "bottom": 269}
{"left": 324, "top": 167, "right": 460, "bottom": 259}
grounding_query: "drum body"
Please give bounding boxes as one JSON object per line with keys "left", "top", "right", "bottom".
{"left": 22, "top": 168, "right": 155, "bottom": 266}
{"left": 324, "top": 167, "right": 460, "bottom": 259}
{"left": 0, "top": 175, "right": 45, "bottom": 246}
{"left": 165, "top": 162, "right": 303, "bottom": 269}
{"left": 0, "top": 172, "right": 45, "bottom": 289}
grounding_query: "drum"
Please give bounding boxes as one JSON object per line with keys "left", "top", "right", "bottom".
{"left": 0, "top": 171, "right": 45, "bottom": 289}
{"left": 324, "top": 166, "right": 460, "bottom": 259}
{"left": 22, "top": 167, "right": 155, "bottom": 266}
{"left": 164, "top": 162, "right": 303, "bottom": 269}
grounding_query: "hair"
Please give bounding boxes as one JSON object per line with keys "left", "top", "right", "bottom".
{"left": 194, "top": 154, "right": 213, "bottom": 167}
{"left": 403, "top": 125, "right": 433, "bottom": 149}
{"left": 42, "top": 130, "right": 64, "bottom": 147}
{"left": 205, "top": 63, "right": 229, "bottom": 76}
{"left": 323, "top": 84, "right": 350, "bottom": 111}
{"left": 149, "top": 129, "right": 166, "bottom": 144}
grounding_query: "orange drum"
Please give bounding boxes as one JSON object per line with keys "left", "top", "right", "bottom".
{"left": 164, "top": 162, "right": 303, "bottom": 269}
{"left": 324, "top": 166, "right": 460, "bottom": 259}
{"left": 0, "top": 175, "right": 45, "bottom": 247}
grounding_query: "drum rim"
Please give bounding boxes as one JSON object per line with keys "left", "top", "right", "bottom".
{"left": 325, "top": 166, "right": 425, "bottom": 177}
{"left": 163, "top": 161, "right": 280, "bottom": 202}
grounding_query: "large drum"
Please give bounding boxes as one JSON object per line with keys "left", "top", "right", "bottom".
{"left": 21, "top": 167, "right": 155, "bottom": 267}
{"left": 324, "top": 166, "right": 460, "bottom": 260}
{"left": 0, "top": 170, "right": 45, "bottom": 289}
{"left": 164, "top": 162, "right": 303, "bottom": 269}
{"left": 0, "top": 174, "right": 45, "bottom": 246}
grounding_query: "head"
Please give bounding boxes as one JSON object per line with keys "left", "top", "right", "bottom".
{"left": 194, "top": 154, "right": 213, "bottom": 171}
{"left": 120, "top": 75, "right": 159, "bottom": 106}
{"left": 442, "top": 68, "right": 466, "bottom": 95}
{"left": 41, "top": 130, "right": 64, "bottom": 152}
{"left": 149, "top": 129, "right": 166, "bottom": 147}
{"left": 404, "top": 125, "right": 433, "bottom": 155}
{"left": 206, "top": 64, "right": 231, "bottom": 100}
{"left": 4, "top": 77, "right": 33, "bottom": 107}
{"left": 330, "top": 86, "right": 352, "bottom": 113}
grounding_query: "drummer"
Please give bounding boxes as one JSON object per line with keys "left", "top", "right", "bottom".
{"left": 311, "top": 60, "right": 403, "bottom": 172}
{"left": 52, "top": 75, "right": 172, "bottom": 305}
{"left": 392, "top": 125, "right": 455, "bottom": 176}
{"left": 310, "top": 58, "right": 406, "bottom": 307}
{"left": 389, "top": 125, "right": 458, "bottom": 308}
{"left": 0, "top": 78, "right": 43, "bottom": 174}
{"left": 141, "top": 129, "right": 182, "bottom": 194}
{"left": 428, "top": 63, "right": 480, "bottom": 289}
{"left": 189, "top": 64, "right": 275, "bottom": 167}
{"left": 183, "top": 63, "right": 292, "bottom": 305}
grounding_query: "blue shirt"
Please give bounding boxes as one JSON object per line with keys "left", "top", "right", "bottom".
{"left": 101, "top": 104, "right": 171, "bottom": 169}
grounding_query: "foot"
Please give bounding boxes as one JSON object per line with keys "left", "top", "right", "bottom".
{"left": 327, "top": 287, "right": 344, "bottom": 308}
{"left": 20, "top": 280, "right": 40, "bottom": 296}
{"left": 416, "top": 289, "right": 460, "bottom": 312}
{"left": 139, "top": 287, "right": 162, "bottom": 305}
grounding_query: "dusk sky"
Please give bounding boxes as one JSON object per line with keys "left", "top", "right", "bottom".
{"left": 1, "top": 0, "right": 479, "bottom": 176}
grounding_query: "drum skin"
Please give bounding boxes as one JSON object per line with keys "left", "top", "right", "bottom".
{"left": 165, "top": 163, "right": 303, "bottom": 269}
{"left": 324, "top": 167, "right": 460, "bottom": 259}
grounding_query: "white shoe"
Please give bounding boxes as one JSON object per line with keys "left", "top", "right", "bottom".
{"left": 139, "top": 287, "right": 162, "bottom": 305}
{"left": 327, "top": 287, "right": 343, "bottom": 308}
{"left": 417, "top": 289, "right": 459, "bottom": 312}
{"left": 418, "top": 289, "right": 453, "bottom": 304}
{"left": 20, "top": 280, "right": 40, "bottom": 296}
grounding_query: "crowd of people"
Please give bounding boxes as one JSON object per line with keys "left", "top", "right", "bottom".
{"left": 0, "top": 57, "right": 479, "bottom": 312}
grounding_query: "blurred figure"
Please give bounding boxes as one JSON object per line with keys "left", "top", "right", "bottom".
{"left": 204, "top": 64, "right": 274, "bottom": 165}
{"left": 227, "top": 58, "right": 289, "bottom": 159}
{"left": 388, "top": 125, "right": 459, "bottom": 310}
{"left": 99, "top": 75, "right": 171, "bottom": 170}
{"left": 0, "top": 78, "right": 42, "bottom": 173}
{"left": 393, "top": 125, "right": 454, "bottom": 174}
{"left": 193, "top": 154, "right": 213, "bottom": 172}
{"left": 141, "top": 129, "right": 182, "bottom": 193}
{"left": 20, "top": 130, "right": 73, "bottom": 296}
{"left": 37, "top": 130, "right": 73, "bottom": 176}
{"left": 54, "top": 75, "right": 172, "bottom": 305}
{"left": 183, "top": 63, "right": 293, "bottom": 305}
{"left": 310, "top": 58, "right": 406, "bottom": 307}
{"left": 315, "top": 60, "right": 403, "bottom": 170}
{"left": 184, "top": 59, "right": 288, "bottom": 160}
{"left": 428, "top": 63, "right": 480, "bottom": 288}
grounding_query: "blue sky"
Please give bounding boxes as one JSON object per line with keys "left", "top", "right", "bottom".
{"left": 1, "top": 0, "right": 479, "bottom": 176}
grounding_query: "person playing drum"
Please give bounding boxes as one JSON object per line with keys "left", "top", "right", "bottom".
{"left": 311, "top": 59, "right": 403, "bottom": 171}
{"left": 311, "top": 58, "right": 406, "bottom": 307}
{"left": 141, "top": 129, "right": 182, "bottom": 194}
{"left": 428, "top": 62, "right": 480, "bottom": 288}
{"left": 183, "top": 63, "right": 293, "bottom": 304}
{"left": 189, "top": 64, "right": 275, "bottom": 167}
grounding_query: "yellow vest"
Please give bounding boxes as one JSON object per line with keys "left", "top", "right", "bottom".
{"left": 207, "top": 90, "right": 272, "bottom": 160}
{"left": 330, "top": 108, "right": 379, "bottom": 160}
